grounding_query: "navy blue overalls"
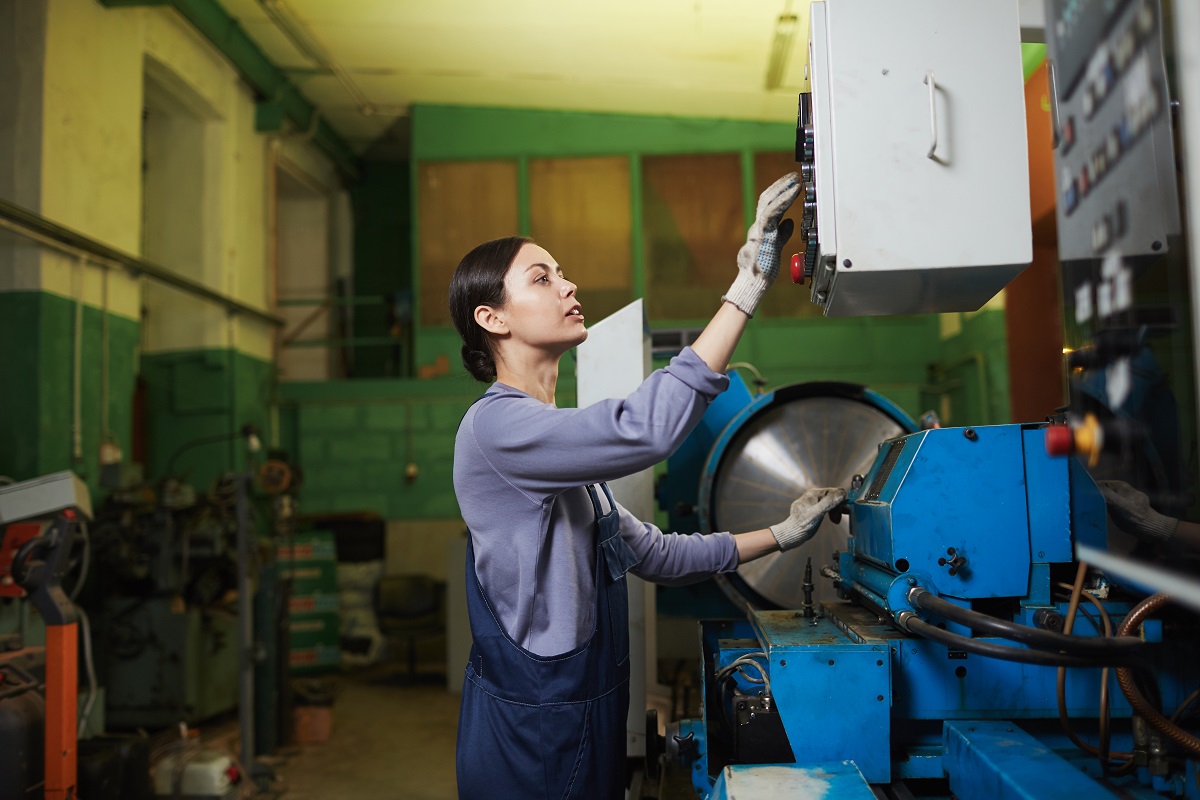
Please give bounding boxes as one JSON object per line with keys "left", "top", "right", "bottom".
{"left": 456, "top": 482, "right": 641, "bottom": 800}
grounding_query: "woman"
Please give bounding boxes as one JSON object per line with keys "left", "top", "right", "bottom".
{"left": 449, "top": 172, "right": 844, "bottom": 799}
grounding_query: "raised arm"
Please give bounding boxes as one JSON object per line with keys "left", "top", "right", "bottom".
{"left": 472, "top": 347, "right": 728, "bottom": 497}
{"left": 692, "top": 172, "right": 800, "bottom": 373}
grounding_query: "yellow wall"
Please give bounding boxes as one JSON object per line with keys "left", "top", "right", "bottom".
{"left": 27, "top": 0, "right": 338, "bottom": 360}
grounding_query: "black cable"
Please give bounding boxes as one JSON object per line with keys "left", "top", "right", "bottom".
{"left": 910, "top": 590, "right": 1152, "bottom": 658}
{"left": 1073, "top": 600, "right": 1104, "bottom": 637}
{"left": 905, "top": 617, "right": 1147, "bottom": 668}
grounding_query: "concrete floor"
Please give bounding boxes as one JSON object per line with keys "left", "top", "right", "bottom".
{"left": 266, "top": 661, "right": 696, "bottom": 799}
{"left": 274, "top": 667, "right": 461, "bottom": 800}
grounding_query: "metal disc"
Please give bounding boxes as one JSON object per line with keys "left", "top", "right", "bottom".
{"left": 710, "top": 393, "right": 909, "bottom": 608}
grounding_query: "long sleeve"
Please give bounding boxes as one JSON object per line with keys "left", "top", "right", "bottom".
{"left": 472, "top": 347, "right": 728, "bottom": 499}
{"left": 616, "top": 502, "right": 739, "bottom": 586}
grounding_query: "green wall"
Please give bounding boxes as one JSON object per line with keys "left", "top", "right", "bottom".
{"left": 0, "top": 290, "right": 139, "bottom": 497}
{"left": 411, "top": 105, "right": 794, "bottom": 161}
{"left": 280, "top": 382, "right": 469, "bottom": 519}
{"left": 928, "top": 309, "right": 1013, "bottom": 426}
{"left": 140, "top": 348, "right": 276, "bottom": 484}
{"left": 350, "top": 158, "right": 412, "bottom": 378}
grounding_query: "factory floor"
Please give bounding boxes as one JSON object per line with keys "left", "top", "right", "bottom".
{"left": 264, "top": 660, "right": 696, "bottom": 800}
{"left": 272, "top": 663, "right": 460, "bottom": 800}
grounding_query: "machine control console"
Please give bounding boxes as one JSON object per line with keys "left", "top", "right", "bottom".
{"left": 796, "top": 93, "right": 821, "bottom": 283}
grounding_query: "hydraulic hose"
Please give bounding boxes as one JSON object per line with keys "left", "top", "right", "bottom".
{"left": 1114, "top": 594, "right": 1200, "bottom": 757}
{"left": 909, "top": 588, "right": 1152, "bottom": 660}
{"left": 903, "top": 616, "right": 1146, "bottom": 668}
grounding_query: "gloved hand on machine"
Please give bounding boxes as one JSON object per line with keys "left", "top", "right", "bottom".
{"left": 1098, "top": 480, "right": 1176, "bottom": 543}
{"left": 769, "top": 487, "right": 848, "bottom": 551}
{"left": 723, "top": 172, "right": 799, "bottom": 318}
{"left": 1098, "top": 479, "right": 1200, "bottom": 553}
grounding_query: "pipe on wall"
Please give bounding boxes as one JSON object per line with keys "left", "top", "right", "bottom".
{"left": 98, "top": 0, "right": 359, "bottom": 180}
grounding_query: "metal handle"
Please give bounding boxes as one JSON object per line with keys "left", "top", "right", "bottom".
{"left": 923, "top": 70, "right": 938, "bottom": 160}
{"left": 1047, "top": 58, "right": 1063, "bottom": 149}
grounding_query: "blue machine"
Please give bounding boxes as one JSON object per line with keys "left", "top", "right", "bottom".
{"left": 664, "top": 414, "right": 1200, "bottom": 799}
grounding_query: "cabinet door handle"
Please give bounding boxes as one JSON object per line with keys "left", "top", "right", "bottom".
{"left": 924, "top": 70, "right": 939, "bottom": 160}
{"left": 1047, "top": 58, "right": 1063, "bottom": 149}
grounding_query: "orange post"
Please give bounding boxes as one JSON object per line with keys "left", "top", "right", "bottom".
{"left": 44, "top": 622, "right": 78, "bottom": 800}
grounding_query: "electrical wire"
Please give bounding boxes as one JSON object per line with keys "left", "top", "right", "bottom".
{"left": 1054, "top": 579, "right": 1135, "bottom": 771}
{"left": 726, "top": 362, "right": 767, "bottom": 393}
{"left": 715, "top": 653, "right": 772, "bottom": 699}
{"left": 909, "top": 589, "right": 1149, "bottom": 661}
{"left": 76, "top": 605, "right": 98, "bottom": 736}
{"left": 1114, "top": 594, "right": 1200, "bottom": 757}
{"left": 904, "top": 616, "right": 1138, "bottom": 668}
{"left": 1171, "top": 689, "right": 1200, "bottom": 724}
{"left": 1055, "top": 563, "right": 1135, "bottom": 768}
{"left": 69, "top": 521, "right": 90, "bottom": 601}
{"left": 1072, "top": 601, "right": 1102, "bottom": 635}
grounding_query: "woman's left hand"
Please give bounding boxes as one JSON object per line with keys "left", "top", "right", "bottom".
{"left": 769, "top": 487, "right": 846, "bottom": 551}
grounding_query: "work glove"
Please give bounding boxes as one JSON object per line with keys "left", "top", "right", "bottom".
{"left": 723, "top": 172, "right": 801, "bottom": 317}
{"left": 769, "top": 487, "right": 847, "bottom": 552}
{"left": 1098, "top": 480, "right": 1178, "bottom": 544}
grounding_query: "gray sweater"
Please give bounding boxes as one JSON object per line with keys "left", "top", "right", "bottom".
{"left": 453, "top": 347, "right": 740, "bottom": 656}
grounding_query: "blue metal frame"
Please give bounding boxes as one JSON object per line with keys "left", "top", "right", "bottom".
{"left": 695, "top": 608, "right": 1197, "bottom": 793}
{"left": 943, "top": 721, "right": 1120, "bottom": 800}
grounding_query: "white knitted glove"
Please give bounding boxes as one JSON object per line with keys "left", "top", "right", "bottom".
{"left": 1098, "top": 480, "right": 1178, "bottom": 544}
{"left": 769, "top": 488, "right": 847, "bottom": 552}
{"left": 723, "top": 172, "right": 801, "bottom": 317}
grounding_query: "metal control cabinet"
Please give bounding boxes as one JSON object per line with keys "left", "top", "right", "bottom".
{"left": 804, "top": 0, "right": 1033, "bottom": 317}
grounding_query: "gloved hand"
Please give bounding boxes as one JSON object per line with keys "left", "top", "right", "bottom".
{"left": 1098, "top": 480, "right": 1177, "bottom": 544}
{"left": 723, "top": 172, "right": 801, "bottom": 317}
{"left": 769, "top": 487, "right": 847, "bottom": 552}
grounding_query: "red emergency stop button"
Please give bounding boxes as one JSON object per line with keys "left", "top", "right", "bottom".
{"left": 1044, "top": 425, "right": 1074, "bottom": 457}
{"left": 791, "top": 253, "right": 803, "bottom": 284}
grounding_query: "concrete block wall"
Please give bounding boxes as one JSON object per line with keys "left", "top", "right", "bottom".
{"left": 286, "top": 384, "right": 481, "bottom": 520}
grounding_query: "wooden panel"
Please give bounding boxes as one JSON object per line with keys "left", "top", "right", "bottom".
{"left": 529, "top": 156, "right": 632, "bottom": 323}
{"left": 418, "top": 161, "right": 518, "bottom": 326}
{"left": 642, "top": 153, "right": 743, "bottom": 320}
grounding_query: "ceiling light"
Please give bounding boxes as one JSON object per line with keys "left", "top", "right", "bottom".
{"left": 765, "top": 13, "right": 799, "bottom": 91}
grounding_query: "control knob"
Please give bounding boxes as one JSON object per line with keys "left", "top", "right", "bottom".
{"left": 801, "top": 126, "right": 815, "bottom": 163}
{"left": 804, "top": 228, "right": 819, "bottom": 278}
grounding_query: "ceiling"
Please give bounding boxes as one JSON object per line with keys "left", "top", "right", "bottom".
{"left": 218, "top": 0, "right": 814, "bottom": 153}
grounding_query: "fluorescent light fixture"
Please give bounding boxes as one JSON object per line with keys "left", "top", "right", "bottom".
{"left": 765, "top": 13, "right": 799, "bottom": 90}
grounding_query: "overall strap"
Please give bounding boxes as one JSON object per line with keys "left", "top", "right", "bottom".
{"left": 584, "top": 483, "right": 609, "bottom": 520}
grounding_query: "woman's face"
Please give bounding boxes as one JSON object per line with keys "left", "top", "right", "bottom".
{"left": 495, "top": 243, "right": 587, "bottom": 354}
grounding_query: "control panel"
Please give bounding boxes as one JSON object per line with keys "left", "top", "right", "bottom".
{"left": 1047, "top": 0, "right": 1197, "bottom": 521}
{"left": 1048, "top": 0, "right": 1179, "bottom": 261}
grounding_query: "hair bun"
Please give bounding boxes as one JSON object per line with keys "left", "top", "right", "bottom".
{"left": 461, "top": 345, "right": 497, "bottom": 383}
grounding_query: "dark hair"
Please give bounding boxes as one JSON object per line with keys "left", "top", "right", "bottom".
{"left": 448, "top": 236, "right": 533, "bottom": 382}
